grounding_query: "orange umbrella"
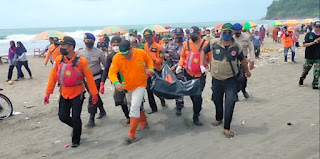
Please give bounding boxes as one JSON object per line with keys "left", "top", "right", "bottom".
{"left": 304, "top": 19, "right": 314, "bottom": 25}
{"left": 32, "top": 30, "right": 67, "bottom": 40}
{"left": 284, "top": 20, "right": 301, "bottom": 26}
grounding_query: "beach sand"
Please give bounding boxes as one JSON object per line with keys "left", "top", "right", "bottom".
{"left": 0, "top": 35, "right": 319, "bottom": 159}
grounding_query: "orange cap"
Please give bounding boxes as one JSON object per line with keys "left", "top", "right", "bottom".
{"left": 287, "top": 27, "right": 294, "bottom": 32}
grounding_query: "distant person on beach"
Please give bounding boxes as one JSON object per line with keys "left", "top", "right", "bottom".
{"left": 293, "top": 27, "right": 300, "bottom": 47}
{"left": 108, "top": 40, "right": 154, "bottom": 144}
{"left": 252, "top": 29, "right": 263, "bottom": 58}
{"left": 277, "top": 28, "right": 282, "bottom": 43}
{"left": 299, "top": 21, "right": 320, "bottom": 89}
{"left": 308, "top": 23, "right": 313, "bottom": 32}
{"left": 202, "top": 29, "right": 213, "bottom": 42}
{"left": 77, "top": 33, "right": 107, "bottom": 128}
{"left": 14, "top": 41, "right": 32, "bottom": 81}
{"left": 281, "top": 27, "right": 296, "bottom": 62}
{"left": 7, "top": 40, "right": 18, "bottom": 82}
{"left": 103, "top": 34, "right": 110, "bottom": 52}
{"left": 176, "top": 26, "right": 210, "bottom": 126}
{"left": 184, "top": 29, "right": 190, "bottom": 41}
{"left": 233, "top": 23, "right": 255, "bottom": 99}
{"left": 97, "top": 38, "right": 107, "bottom": 53}
{"left": 215, "top": 30, "right": 221, "bottom": 38}
{"left": 273, "top": 27, "right": 279, "bottom": 42}
{"left": 260, "top": 25, "right": 266, "bottom": 40}
{"left": 163, "top": 27, "right": 185, "bottom": 116}
{"left": 44, "top": 37, "right": 61, "bottom": 66}
{"left": 201, "top": 23, "right": 251, "bottom": 138}
{"left": 100, "top": 36, "right": 132, "bottom": 126}
{"left": 40, "top": 37, "right": 54, "bottom": 55}
{"left": 143, "top": 29, "right": 166, "bottom": 114}
{"left": 44, "top": 36, "right": 98, "bottom": 148}
{"left": 129, "top": 29, "right": 144, "bottom": 49}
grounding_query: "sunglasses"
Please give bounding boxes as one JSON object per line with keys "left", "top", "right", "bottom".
{"left": 222, "top": 31, "right": 233, "bottom": 35}
{"left": 288, "top": 31, "right": 293, "bottom": 33}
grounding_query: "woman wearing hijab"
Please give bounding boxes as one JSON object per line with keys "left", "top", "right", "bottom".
{"left": 14, "top": 41, "right": 32, "bottom": 80}
{"left": 7, "top": 41, "right": 19, "bottom": 82}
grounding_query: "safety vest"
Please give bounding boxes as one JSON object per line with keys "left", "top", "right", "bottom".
{"left": 184, "top": 40, "right": 207, "bottom": 75}
{"left": 57, "top": 54, "right": 84, "bottom": 87}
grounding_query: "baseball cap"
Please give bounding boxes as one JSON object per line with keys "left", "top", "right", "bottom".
{"left": 56, "top": 36, "right": 76, "bottom": 46}
{"left": 119, "top": 40, "right": 130, "bottom": 55}
{"left": 129, "top": 29, "right": 138, "bottom": 36}
{"left": 189, "top": 26, "right": 200, "bottom": 36}
{"left": 143, "top": 29, "right": 153, "bottom": 38}
{"left": 84, "top": 33, "right": 95, "bottom": 41}
{"left": 53, "top": 37, "right": 59, "bottom": 42}
{"left": 314, "top": 21, "right": 320, "bottom": 27}
{"left": 221, "top": 23, "right": 234, "bottom": 32}
{"left": 111, "top": 36, "right": 122, "bottom": 44}
{"left": 174, "top": 27, "right": 184, "bottom": 35}
{"left": 233, "top": 23, "right": 243, "bottom": 31}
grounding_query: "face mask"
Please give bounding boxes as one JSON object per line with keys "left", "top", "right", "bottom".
{"left": 112, "top": 46, "right": 120, "bottom": 53}
{"left": 313, "top": 29, "right": 320, "bottom": 36}
{"left": 129, "top": 36, "right": 136, "bottom": 42}
{"left": 235, "top": 32, "right": 241, "bottom": 37}
{"left": 85, "top": 42, "right": 94, "bottom": 48}
{"left": 206, "top": 34, "right": 210, "bottom": 37}
{"left": 222, "top": 33, "right": 233, "bottom": 41}
{"left": 191, "top": 36, "right": 198, "bottom": 42}
{"left": 60, "top": 48, "right": 68, "bottom": 55}
{"left": 175, "top": 37, "right": 183, "bottom": 43}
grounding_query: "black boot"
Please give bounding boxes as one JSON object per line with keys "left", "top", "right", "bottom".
{"left": 242, "top": 90, "right": 249, "bottom": 99}
{"left": 299, "top": 77, "right": 304, "bottom": 86}
{"left": 86, "top": 114, "right": 95, "bottom": 127}
{"left": 313, "top": 84, "right": 319, "bottom": 89}
{"left": 193, "top": 115, "right": 203, "bottom": 126}
{"left": 161, "top": 99, "right": 167, "bottom": 108}
{"left": 176, "top": 108, "right": 182, "bottom": 116}
{"left": 96, "top": 107, "right": 106, "bottom": 119}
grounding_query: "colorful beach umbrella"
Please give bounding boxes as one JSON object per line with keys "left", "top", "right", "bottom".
{"left": 304, "top": 19, "right": 314, "bottom": 25}
{"left": 99, "top": 26, "right": 127, "bottom": 36}
{"left": 164, "top": 25, "right": 171, "bottom": 29}
{"left": 32, "top": 30, "right": 68, "bottom": 40}
{"left": 284, "top": 20, "right": 301, "bottom": 26}
{"left": 269, "top": 20, "right": 282, "bottom": 28}
{"left": 143, "top": 25, "right": 167, "bottom": 33}
{"left": 241, "top": 22, "right": 258, "bottom": 30}
{"left": 213, "top": 23, "right": 223, "bottom": 30}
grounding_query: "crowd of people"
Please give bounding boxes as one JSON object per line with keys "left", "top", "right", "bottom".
{"left": 5, "top": 21, "right": 320, "bottom": 147}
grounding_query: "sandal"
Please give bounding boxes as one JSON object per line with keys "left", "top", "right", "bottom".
{"left": 211, "top": 120, "right": 222, "bottom": 127}
{"left": 124, "top": 137, "right": 138, "bottom": 145}
{"left": 122, "top": 119, "right": 130, "bottom": 126}
{"left": 223, "top": 130, "right": 235, "bottom": 138}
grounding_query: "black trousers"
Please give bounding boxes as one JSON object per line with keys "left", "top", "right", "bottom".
{"left": 184, "top": 72, "right": 206, "bottom": 117}
{"left": 8, "top": 65, "right": 24, "bottom": 80}
{"left": 147, "top": 70, "right": 165, "bottom": 112}
{"left": 58, "top": 94, "right": 84, "bottom": 144}
{"left": 85, "top": 79, "right": 104, "bottom": 114}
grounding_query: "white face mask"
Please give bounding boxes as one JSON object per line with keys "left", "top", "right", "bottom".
{"left": 129, "top": 36, "right": 136, "bottom": 42}
{"left": 112, "top": 46, "right": 120, "bottom": 53}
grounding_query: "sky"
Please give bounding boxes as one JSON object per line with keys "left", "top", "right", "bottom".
{"left": 0, "top": 0, "right": 275, "bottom": 29}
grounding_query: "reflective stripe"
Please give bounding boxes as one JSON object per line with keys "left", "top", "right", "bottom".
{"left": 59, "top": 63, "right": 67, "bottom": 86}
{"left": 188, "top": 52, "right": 194, "bottom": 71}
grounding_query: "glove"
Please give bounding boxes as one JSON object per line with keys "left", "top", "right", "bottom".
{"left": 99, "top": 82, "right": 105, "bottom": 94}
{"left": 44, "top": 93, "right": 50, "bottom": 105}
{"left": 175, "top": 66, "right": 182, "bottom": 74}
{"left": 92, "top": 94, "right": 98, "bottom": 105}
{"left": 200, "top": 65, "right": 207, "bottom": 74}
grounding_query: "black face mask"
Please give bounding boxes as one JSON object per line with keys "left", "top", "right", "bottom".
{"left": 60, "top": 48, "right": 68, "bottom": 55}
{"left": 235, "top": 32, "right": 241, "bottom": 37}
{"left": 175, "top": 37, "right": 183, "bottom": 43}
{"left": 85, "top": 42, "right": 94, "bottom": 48}
{"left": 191, "top": 36, "right": 198, "bottom": 42}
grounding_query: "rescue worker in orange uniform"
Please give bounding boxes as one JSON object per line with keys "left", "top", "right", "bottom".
{"left": 109, "top": 40, "right": 154, "bottom": 144}
{"left": 44, "top": 37, "right": 61, "bottom": 66}
{"left": 44, "top": 36, "right": 98, "bottom": 148}
{"left": 281, "top": 26, "right": 296, "bottom": 62}
{"left": 143, "top": 29, "right": 166, "bottom": 114}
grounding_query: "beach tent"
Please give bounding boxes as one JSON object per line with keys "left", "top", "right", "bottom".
{"left": 32, "top": 30, "right": 68, "bottom": 40}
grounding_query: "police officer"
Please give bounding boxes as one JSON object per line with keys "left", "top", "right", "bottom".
{"left": 164, "top": 27, "right": 185, "bottom": 115}
{"left": 233, "top": 23, "right": 255, "bottom": 98}
{"left": 201, "top": 23, "right": 251, "bottom": 138}
{"left": 77, "top": 33, "right": 107, "bottom": 128}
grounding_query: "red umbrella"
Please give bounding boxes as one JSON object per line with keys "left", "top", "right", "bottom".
{"left": 213, "top": 23, "right": 223, "bottom": 30}
{"left": 164, "top": 26, "right": 171, "bottom": 29}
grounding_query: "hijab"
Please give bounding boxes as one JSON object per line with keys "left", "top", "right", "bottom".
{"left": 8, "top": 41, "right": 17, "bottom": 59}
{"left": 16, "top": 41, "right": 27, "bottom": 56}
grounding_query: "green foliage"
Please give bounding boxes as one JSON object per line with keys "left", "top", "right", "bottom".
{"left": 265, "top": 0, "right": 320, "bottom": 19}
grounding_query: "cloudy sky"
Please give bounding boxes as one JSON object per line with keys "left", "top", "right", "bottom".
{"left": 0, "top": 0, "right": 274, "bottom": 29}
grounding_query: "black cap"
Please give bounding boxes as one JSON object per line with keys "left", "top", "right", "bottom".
{"left": 221, "top": 23, "right": 234, "bottom": 31}
{"left": 119, "top": 40, "right": 130, "bottom": 55}
{"left": 189, "top": 26, "right": 200, "bottom": 36}
{"left": 314, "top": 21, "right": 320, "bottom": 27}
{"left": 56, "top": 36, "right": 76, "bottom": 46}
{"left": 174, "top": 27, "right": 184, "bottom": 35}
{"left": 143, "top": 29, "right": 153, "bottom": 38}
{"left": 111, "top": 36, "right": 122, "bottom": 44}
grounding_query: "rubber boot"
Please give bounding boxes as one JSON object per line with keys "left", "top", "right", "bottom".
{"left": 128, "top": 118, "right": 139, "bottom": 140}
{"left": 86, "top": 114, "right": 95, "bottom": 128}
{"left": 138, "top": 112, "right": 147, "bottom": 130}
{"left": 97, "top": 107, "right": 106, "bottom": 119}
{"left": 299, "top": 77, "right": 304, "bottom": 86}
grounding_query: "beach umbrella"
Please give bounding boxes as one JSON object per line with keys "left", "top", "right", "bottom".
{"left": 269, "top": 20, "right": 282, "bottom": 28}
{"left": 284, "top": 20, "right": 301, "bottom": 26}
{"left": 213, "top": 23, "right": 223, "bottom": 30}
{"left": 99, "top": 26, "right": 127, "bottom": 36}
{"left": 164, "top": 25, "right": 171, "bottom": 29}
{"left": 241, "top": 22, "right": 258, "bottom": 30}
{"left": 143, "top": 25, "right": 167, "bottom": 33}
{"left": 304, "top": 19, "right": 314, "bottom": 25}
{"left": 32, "top": 30, "right": 68, "bottom": 40}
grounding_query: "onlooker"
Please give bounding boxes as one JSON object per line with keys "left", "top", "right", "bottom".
{"left": 14, "top": 41, "right": 32, "bottom": 81}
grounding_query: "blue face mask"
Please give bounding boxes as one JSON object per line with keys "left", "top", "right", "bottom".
{"left": 222, "top": 33, "right": 233, "bottom": 41}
